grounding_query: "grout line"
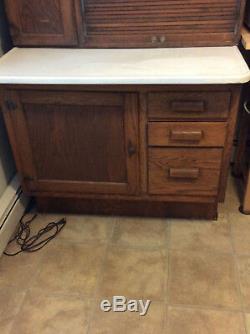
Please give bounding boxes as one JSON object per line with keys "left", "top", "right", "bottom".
{"left": 243, "top": 313, "right": 249, "bottom": 334}
{"left": 168, "top": 302, "right": 248, "bottom": 332}
{"left": 167, "top": 302, "right": 244, "bottom": 313}
{"left": 167, "top": 246, "right": 235, "bottom": 256}
{"left": 6, "top": 288, "right": 29, "bottom": 334}
{"left": 85, "top": 219, "right": 117, "bottom": 334}
{"left": 166, "top": 246, "right": 235, "bottom": 258}
{"left": 165, "top": 220, "right": 171, "bottom": 305}
{"left": 162, "top": 248, "right": 169, "bottom": 305}
{"left": 164, "top": 221, "right": 171, "bottom": 332}
{"left": 163, "top": 303, "right": 168, "bottom": 332}
{"left": 108, "top": 241, "right": 167, "bottom": 251}
{"left": 109, "top": 217, "right": 118, "bottom": 243}
{"left": 229, "top": 217, "right": 248, "bottom": 334}
{"left": 166, "top": 219, "right": 171, "bottom": 251}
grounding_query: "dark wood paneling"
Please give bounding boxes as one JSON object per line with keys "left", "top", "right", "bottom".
{"left": 25, "top": 104, "right": 127, "bottom": 183}
{"left": 4, "top": 0, "right": 78, "bottom": 46}
{"left": 80, "top": 0, "right": 245, "bottom": 47}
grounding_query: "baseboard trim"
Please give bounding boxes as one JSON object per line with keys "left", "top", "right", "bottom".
{"left": 37, "top": 197, "right": 218, "bottom": 220}
{"left": 0, "top": 175, "right": 29, "bottom": 256}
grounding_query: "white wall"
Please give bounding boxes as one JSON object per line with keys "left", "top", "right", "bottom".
{"left": 0, "top": 2, "right": 15, "bottom": 197}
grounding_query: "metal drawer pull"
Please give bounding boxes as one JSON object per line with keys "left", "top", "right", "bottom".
{"left": 171, "top": 101, "right": 205, "bottom": 113}
{"left": 169, "top": 168, "right": 200, "bottom": 179}
{"left": 170, "top": 130, "right": 203, "bottom": 142}
{"left": 244, "top": 101, "right": 250, "bottom": 114}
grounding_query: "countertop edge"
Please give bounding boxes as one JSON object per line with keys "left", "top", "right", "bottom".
{"left": 0, "top": 75, "right": 249, "bottom": 85}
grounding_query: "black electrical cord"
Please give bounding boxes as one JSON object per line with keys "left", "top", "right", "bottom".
{"left": 4, "top": 213, "right": 66, "bottom": 256}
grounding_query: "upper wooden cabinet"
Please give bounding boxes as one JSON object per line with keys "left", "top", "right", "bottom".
{"left": 4, "top": 0, "right": 78, "bottom": 46}
{"left": 4, "top": 0, "right": 246, "bottom": 47}
{"left": 80, "top": 0, "right": 245, "bottom": 47}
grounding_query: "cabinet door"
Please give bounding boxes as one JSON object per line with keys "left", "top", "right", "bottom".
{"left": 4, "top": 0, "right": 78, "bottom": 46}
{"left": 3, "top": 90, "right": 139, "bottom": 196}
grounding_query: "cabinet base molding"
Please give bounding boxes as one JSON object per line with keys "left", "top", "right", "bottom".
{"left": 36, "top": 198, "right": 217, "bottom": 220}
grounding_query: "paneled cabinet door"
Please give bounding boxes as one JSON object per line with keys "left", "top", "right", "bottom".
{"left": 4, "top": 0, "right": 78, "bottom": 46}
{"left": 3, "top": 90, "right": 139, "bottom": 196}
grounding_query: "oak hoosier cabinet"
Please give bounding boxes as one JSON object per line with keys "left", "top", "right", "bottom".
{"left": 0, "top": 1, "right": 249, "bottom": 219}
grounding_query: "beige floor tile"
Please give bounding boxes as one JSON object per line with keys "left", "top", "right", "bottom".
{"left": 89, "top": 300, "right": 164, "bottom": 334}
{"left": 245, "top": 313, "right": 250, "bottom": 334}
{"left": 33, "top": 241, "right": 106, "bottom": 296}
{"left": 11, "top": 290, "right": 92, "bottom": 334}
{"left": 168, "top": 250, "right": 240, "bottom": 309}
{"left": 226, "top": 176, "right": 241, "bottom": 200}
{"left": 0, "top": 288, "right": 26, "bottom": 334}
{"left": 28, "top": 213, "right": 114, "bottom": 243}
{"left": 217, "top": 203, "right": 229, "bottom": 224}
{"left": 58, "top": 215, "right": 115, "bottom": 243}
{"left": 230, "top": 213, "right": 250, "bottom": 255}
{"left": 170, "top": 219, "right": 232, "bottom": 254}
{"left": 224, "top": 177, "right": 241, "bottom": 215}
{"left": 112, "top": 217, "right": 168, "bottom": 248}
{"left": 167, "top": 307, "right": 245, "bottom": 334}
{"left": 0, "top": 243, "right": 45, "bottom": 289}
{"left": 237, "top": 256, "right": 250, "bottom": 309}
{"left": 98, "top": 247, "right": 168, "bottom": 301}
{"left": 0, "top": 213, "right": 75, "bottom": 290}
{"left": 225, "top": 199, "right": 241, "bottom": 215}
{"left": 0, "top": 322, "right": 12, "bottom": 334}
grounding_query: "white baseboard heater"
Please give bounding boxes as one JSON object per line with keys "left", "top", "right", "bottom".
{"left": 0, "top": 175, "right": 29, "bottom": 257}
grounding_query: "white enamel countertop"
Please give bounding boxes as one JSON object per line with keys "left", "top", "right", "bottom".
{"left": 0, "top": 46, "right": 249, "bottom": 85}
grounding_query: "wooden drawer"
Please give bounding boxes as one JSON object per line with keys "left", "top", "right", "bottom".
{"left": 148, "top": 122, "right": 227, "bottom": 147}
{"left": 148, "top": 148, "right": 222, "bottom": 196}
{"left": 148, "top": 91, "right": 231, "bottom": 120}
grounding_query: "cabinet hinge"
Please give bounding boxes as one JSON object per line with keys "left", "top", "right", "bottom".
{"left": 5, "top": 100, "right": 17, "bottom": 111}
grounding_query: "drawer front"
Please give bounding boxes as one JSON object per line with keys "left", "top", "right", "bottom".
{"left": 148, "top": 122, "right": 227, "bottom": 147}
{"left": 148, "top": 148, "right": 222, "bottom": 196}
{"left": 148, "top": 91, "right": 231, "bottom": 120}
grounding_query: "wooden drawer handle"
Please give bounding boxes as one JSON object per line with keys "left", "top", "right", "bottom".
{"left": 169, "top": 168, "right": 200, "bottom": 179}
{"left": 170, "top": 100, "right": 205, "bottom": 113}
{"left": 170, "top": 130, "right": 203, "bottom": 142}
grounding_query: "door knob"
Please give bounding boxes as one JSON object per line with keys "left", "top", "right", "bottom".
{"left": 128, "top": 141, "right": 137, "bottom": 157}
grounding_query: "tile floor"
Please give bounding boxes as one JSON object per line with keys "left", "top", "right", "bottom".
{"left": 1, "top": 177, "right": 250, "bottom": 333}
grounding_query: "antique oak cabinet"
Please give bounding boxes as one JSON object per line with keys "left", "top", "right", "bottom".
{"left": 4, "top": 0, "right": 247, "bottom": 48}
{"left": 0, "top": 1, "right": 249, "bottom": 219}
